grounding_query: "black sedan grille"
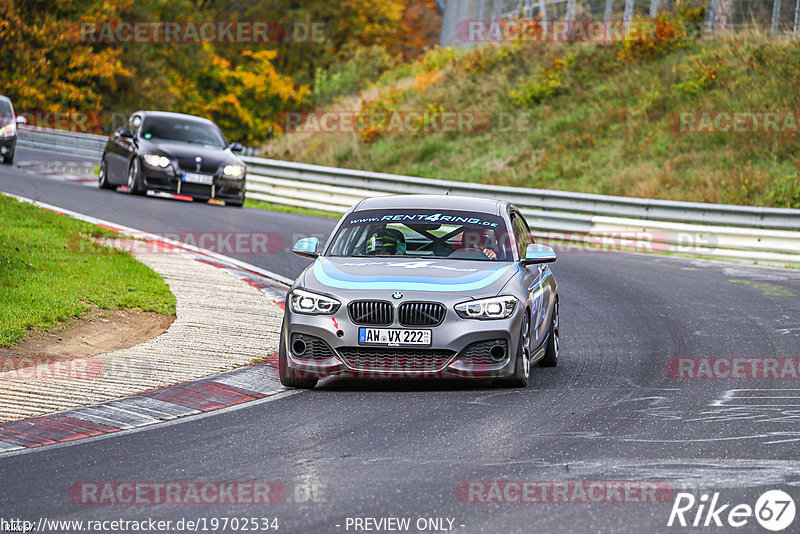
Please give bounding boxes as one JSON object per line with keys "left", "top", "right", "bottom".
{"left": 179, "top": 182, "right": 212, "bottom": 197}
{"left": 348, "top": 301, "right": 393, "bottom": 326}
{"left": 398, "top": 302, "right": 446, "bottom": 327}
{"left": 338, "top": 347, "right": 455, "bottom": 372}
{"left": 177, "top": 160, "right": 219, "bottom": 174}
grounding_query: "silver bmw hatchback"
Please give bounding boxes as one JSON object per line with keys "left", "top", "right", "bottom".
{"left": 280, "top": 194, "right": 559, "bottom": 388}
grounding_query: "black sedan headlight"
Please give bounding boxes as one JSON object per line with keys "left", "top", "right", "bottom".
{"left": 290, "top": 289, "right": 340, "bottom": 315}
{"left": 222, "top": 164, "right": 245, "bottom": 179}
{"left": 142, "top": 154, "right": 172, "bottom": 168}
{"left": 455, "top": 296, "right": 517, "bottom": 320}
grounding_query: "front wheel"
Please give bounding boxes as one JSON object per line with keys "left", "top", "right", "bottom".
{"left": 505, "top": 310, "right": 531, "bottom": 387}
{"left": 540, "top": 298, "right": 559, "bottom": 367}
{"left": 1, "top": 148, "right": 13, "bottom": 165}
{"left": 125, "top": 157, "right": 144, "bottom": 195}
{"left": 278, "top": 326, "right": 318, "bottom": 389}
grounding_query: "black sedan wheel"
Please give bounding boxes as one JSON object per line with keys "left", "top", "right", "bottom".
{"left": 125, "top": 158, "right": 144, "bottom": 195}
{"left": 98, "top": 157, "right": 113, "bottom": 189}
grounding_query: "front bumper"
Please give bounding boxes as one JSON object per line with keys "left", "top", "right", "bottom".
{"left": 283, "top": 298, "right": 525, "bottom": 380}
{"left": 0, "top": 135, "right": 16, "bottom": 155}
{"left": 140, "top": 165, "right": 245, "bottom": 202}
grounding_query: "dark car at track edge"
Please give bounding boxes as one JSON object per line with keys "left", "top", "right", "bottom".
{"left": 99, "top": 110, "right": 246, "bottom": 207}
{"left": 0, "top": 95, "right": 27, "bottom": 166}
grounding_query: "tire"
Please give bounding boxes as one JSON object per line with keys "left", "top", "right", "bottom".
{"left": 125, "top": 157, "right": 144, "bottom": 195}
{"left": 505, "top": 310, "right": 531, "bottom": 387}
{"left": 278, "top": 326, "right": 318, "bottom": 389}
{"left": 2, "top": 149, "right": 13, "bottom": 165}
{"left": 98, "top": 156, "right": 113, "bottom": 189}
{"left": 540, "top": 298, "right": 559, "bottom": 367}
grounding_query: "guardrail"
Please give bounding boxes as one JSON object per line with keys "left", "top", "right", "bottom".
{"left": 15, "top": 126, "right": 800, "bottom": 267}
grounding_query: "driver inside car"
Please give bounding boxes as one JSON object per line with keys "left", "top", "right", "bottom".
{"left": 458, "top": 229, "right": 498, "bottom": 260}
{"left": 366, "top": 228, "right": 407, "bottom": 256}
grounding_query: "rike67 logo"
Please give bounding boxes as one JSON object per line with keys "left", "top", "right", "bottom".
{"left": 668, "top": 490, "right": 795, "bottom": 531}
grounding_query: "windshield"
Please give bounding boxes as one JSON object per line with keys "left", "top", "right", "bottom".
{"left": 0, "top": 101, "right": 13, "bottom": 127}
{"left": 327, "top": 209, "right": 513, "bottom": 261}
{"left": 140, "top": 117, "right": 227, "bottom": 148}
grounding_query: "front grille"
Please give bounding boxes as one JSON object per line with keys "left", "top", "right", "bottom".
{"left": 178, "top": 160, "right": 219, "bottom": 174}
{"left": 348, "top": 301, "right": 393, "bottom": 326}
{"left": 179, "top": 182, "right": 212, "bottom": 197}
{"left": 290, "top": 333, "right": 335, "bottom": 360}
{"left": 398, "top": 302, "right": 446, "bottom": 327}
{"left": 338, "top": 347, "right": 455, "bottom": 372}
{"left": 457, "top": 339, "right": 508, "bottom": 365}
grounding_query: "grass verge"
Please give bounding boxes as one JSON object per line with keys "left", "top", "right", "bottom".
{"left": 244, "top": 198, "right": 341, "bottom": 218}
{"left": 264, "top": 9, "right": 800, "bottom": 208}
{"left": 0, "top": 195, "right": 176, "bottom": 347}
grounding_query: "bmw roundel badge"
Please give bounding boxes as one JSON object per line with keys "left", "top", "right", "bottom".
{"left": 392, "top": 292, "right": 403, "bottom": 299}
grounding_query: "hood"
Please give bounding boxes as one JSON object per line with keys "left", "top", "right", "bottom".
{"left": 303, "top": 256, "right": 518, "bottom": 297}
{"left": 140, "top": 140, "right": 239, "bottom": 167}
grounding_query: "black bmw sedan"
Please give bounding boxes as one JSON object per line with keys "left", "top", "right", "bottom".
{"left": 0, "top": 95, "right": 26, "bottom": 165}
{"left": 99, "top": 111, "right": 246, "bottom": 207}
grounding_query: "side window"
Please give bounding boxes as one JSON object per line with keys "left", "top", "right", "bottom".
{"left": 129, "top": 115, "right": 142, "bottom": 135}
{"left": 511, "top": 215, "right": 531, "bottom": 258}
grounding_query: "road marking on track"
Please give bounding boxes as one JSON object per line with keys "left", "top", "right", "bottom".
{"left": 712, "top": 388, "right": 800, "bottom": 407}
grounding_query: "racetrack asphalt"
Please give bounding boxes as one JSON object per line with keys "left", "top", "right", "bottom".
{"left": 1, "top": 148, "right": 799, "bottom": 533}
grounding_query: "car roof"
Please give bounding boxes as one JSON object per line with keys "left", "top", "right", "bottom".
{"left": 132, "top": 110, "right": 215, "bottom": 124}
{"left": 354, "top": 194, "right": 508, "bottom": 216}
{"left": 0, "top": 95, "right": 11, "bottom": 104}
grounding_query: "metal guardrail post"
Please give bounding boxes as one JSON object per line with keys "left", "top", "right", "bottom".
{"left": 794, "top": 0, "right": 800, "bottom": 35}
{"left": 705, "top": 0, "right": 718, "bottom": 32}
{"left": 567, "top": 0, "right": 577, "bottom": 20}
{"left": 539, "top": 0, "right": 548, "bottom": 33}
{"left": 772, "top": 0, "right": 782, "bottom": 34}
{"left": 623, "top": 0, "right": 634, "bottom": 32}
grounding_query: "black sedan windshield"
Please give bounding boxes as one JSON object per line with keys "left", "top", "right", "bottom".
{"left": 0, "top": 101, "right": 12, "bottom": 127}
{"left": 327, "top": 209, "right": 513, "bottom": 261}
{"left": 140, "top": 117, "right": 227, "bottom": 148}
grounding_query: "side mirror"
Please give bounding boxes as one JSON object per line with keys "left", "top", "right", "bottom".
{"left": 293, "top": 237, "right": 320, "bottom": 259}
{"left": 521, "top": 243, "right": 556, "bottom": 264}
{"left": 15, "top": 116, "right": 26, "bottom": 125}
{"left": 230, "top": 142, "right": 243, "bottom": 153}
{"left": 119, "top": 129, "right": 134, "bottom": 139}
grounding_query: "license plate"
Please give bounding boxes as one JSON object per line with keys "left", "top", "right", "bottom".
{"left": 358, "top": 328, "right": 431, "bottom": 346}
{"left": 182, "top": 172, "right": 214, "bottom": 185}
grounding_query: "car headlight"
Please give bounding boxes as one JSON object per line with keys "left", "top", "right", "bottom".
{"left": 223, "top": 164, "right": 245, "bottom": 178}
{"left": 143, "top": 154, "right": 171, "bottom": 168}
{"left": 455, "top": 296, "right": 518, "bottom": 320}
{"left": 0, "top": 124, "right": 15, "bottom": 138}
{"left": 290, "top": 289, "right": 340, "bottom": 315}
